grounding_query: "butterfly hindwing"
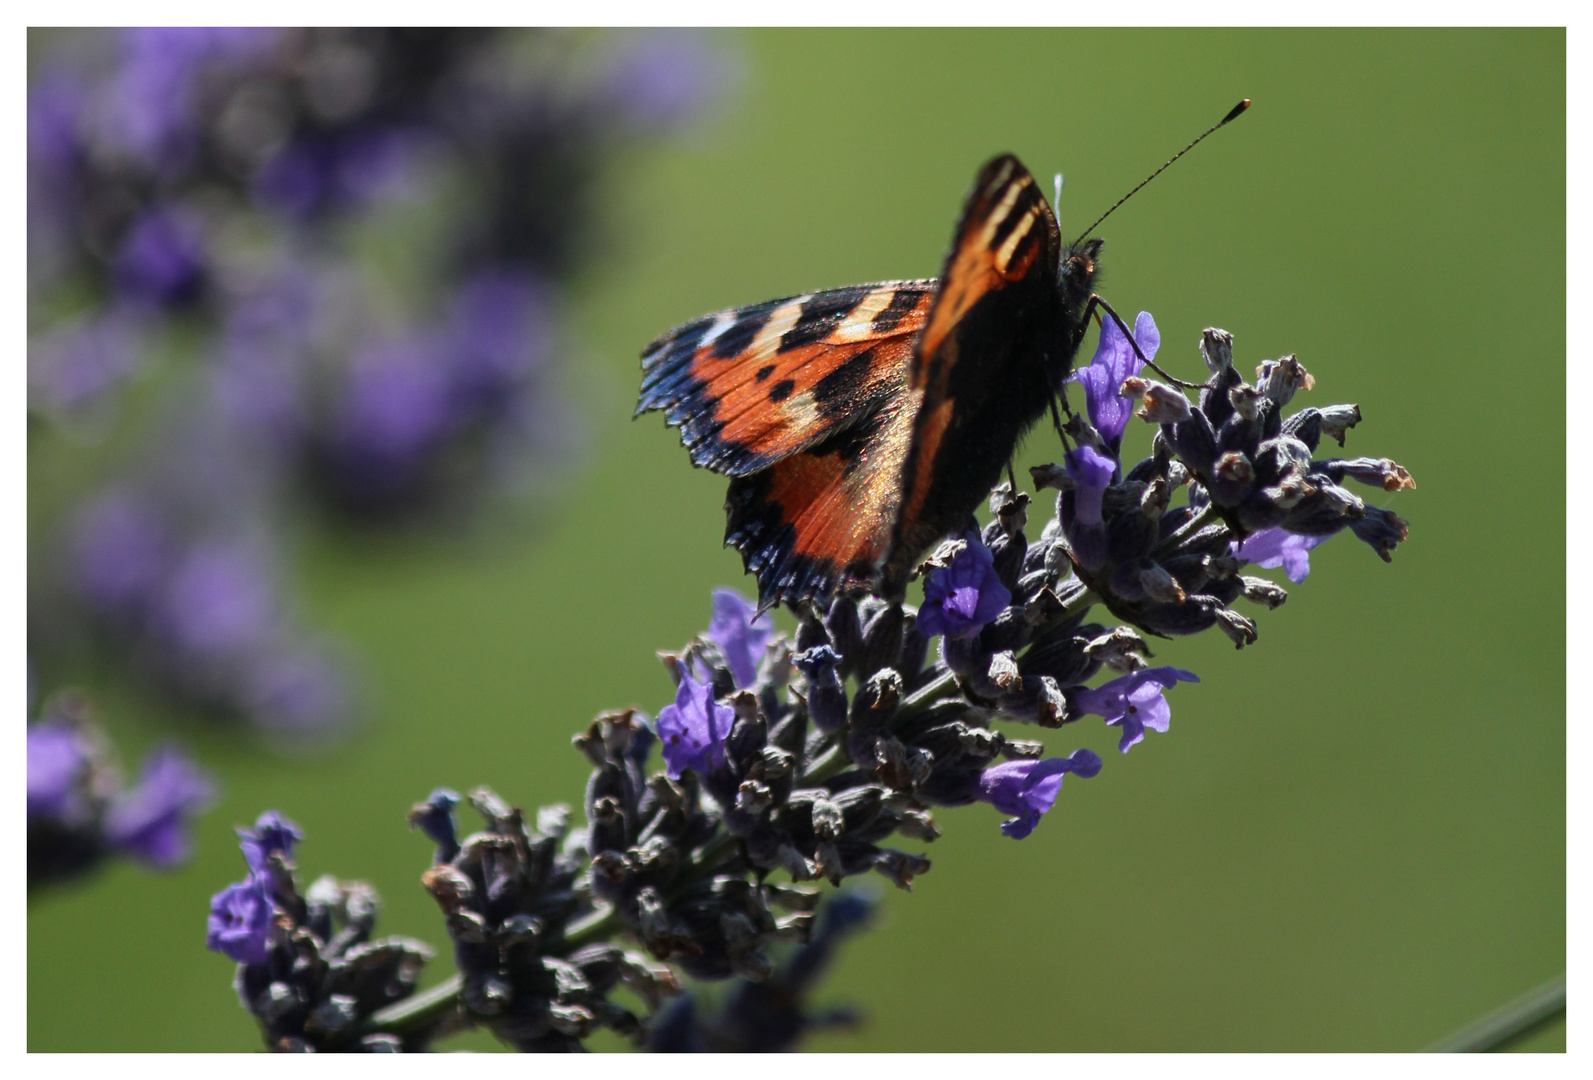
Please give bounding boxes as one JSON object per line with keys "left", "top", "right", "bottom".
{"left": 724, "top": 382, "right": 922, "bottom": 607}
{"left": 638, "top": 281, "right": 936, "bottom": 477}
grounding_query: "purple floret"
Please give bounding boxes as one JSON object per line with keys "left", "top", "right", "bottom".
{"left": 1234, "top": 526, "right": 1326, "bottom": 583}
{"left": 977, "top": 749, "right": 1103, "bottom": 839}
{"left": 707, "top": 588, "right": 774, "bottom": 688}
{"left": 1071, "top": 666, "right": 1200, "bottom": 753}
{"left": 918, "top": 531, "right": 1011, "bottom": 640}
{"left": 657, "top": 670, "right": 734, "bottom": 780}
{"left": 1072, "top": 310, "right": 1159, "bottom": 445}
{"left": 206, "top": 876, "right": 274, "bottom": 965}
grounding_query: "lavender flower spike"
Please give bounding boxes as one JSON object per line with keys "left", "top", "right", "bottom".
{"left": 657, "top": 670, "right": 734, "bottom": 779}
{"left": 918, "top": 530, "right": 1011, "bottom": 639}
{"left": 1234, "top": 527, "right": 1327, "bottom": 584}
{"left": 977, "top": 749, "right": 1103, "bottom": 839}
{"left": 1072, "top": 309, "right": 1159, "bottom": 447}
{"left": 1071, "top": 667, "right": 1200, "bottom": 754}
{"left": 707, "top": 587, "right": 773, "bottom": 688}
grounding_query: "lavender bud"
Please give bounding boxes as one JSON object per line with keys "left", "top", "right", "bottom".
{"left": 1200, "top": 328, "right": 1234, "bottom": 372}
{"left": 1241, "top": 576, "right": 1289, "bottom": 609}
{"left": 1214, "top": 607, "right": 1259, "bottom": 648}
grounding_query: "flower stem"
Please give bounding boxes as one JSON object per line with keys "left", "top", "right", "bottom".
{"left": 1422, "top": 974, "right": 1565, "bottom": 1052}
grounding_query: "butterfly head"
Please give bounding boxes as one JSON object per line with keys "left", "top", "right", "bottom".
{"left": 1058, "top": 237, "right": 1103, "bottom": 314}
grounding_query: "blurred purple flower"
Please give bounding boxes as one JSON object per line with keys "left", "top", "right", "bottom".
{"left": 1071, "top": 666, "right": 1200, "bottom": 754}
{"left": 918, "top": 531, "right": 1011, "bottom": 640}
{"left": 707, "top": 588, "right": 773, "bottom": 688}
{"left": 28, "top": 311, "right": 148, "bottom": 421}
{"left": 976, "top": 749, "right": 1102, "bottom": 839}
{"left": 27, "top": 722, "right": 86, "bottom": 821}
{"left": 1234, "top": 526, "right": 1327, "bottom": 583}
{"left": 207, "top": 877, "right": 274, "bottom": 964}
{"left": 599, "top": 30, "right": 733, "bottom": 131}
{"left": 102, "top": 27, "right": 278, "bottom": 171}
{"left": 103, "top": 745, "right": 215, "bottom": 867}
{"left": 112, "top": 205, "right": 206, "bottom": 308}
{"left": 71, "top": 489, "right": 170, "bottom": 623}
{"left": 445, "top": 269, "right": 553, "bottom": 411}
{"left": 1072, "top": 310, "right": 1158, "bottom": 445}
{"left": 658, "top": 670, "right": 734, "bottom": 779}
{"left": 322, "top": 336, "right": 456, "bottom": 505}
{"left": 243, "top": 647, "right": 352, "bottom": 738}
{"left": 154, "top": 540, "right": 278, "bottom": 665}
{"left": 253, "top": 128, "right": 431, "bottom": 218}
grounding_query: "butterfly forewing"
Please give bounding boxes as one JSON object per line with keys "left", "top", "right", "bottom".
{"left": 637, "top": 281, "right": 935, "bottom": 477}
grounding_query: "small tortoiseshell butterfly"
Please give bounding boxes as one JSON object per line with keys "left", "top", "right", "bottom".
{"left": 639, "top": 103, "right": 1248, "bottom": 611}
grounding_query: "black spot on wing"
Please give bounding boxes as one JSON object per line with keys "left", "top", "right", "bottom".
{"left": 779, "top": 286, "right": 871, "bottom": 353}
{"left": 768, "top": 379, "right": 795, "bottom": 403}
{"left": 871, "top": 287, "right": 927, "bottom": 333}
{"left": 811, "top": 345, "right": 875, "bottom": 419}
{"left": 755, "top": 365, "right": 775, "bottom": 382}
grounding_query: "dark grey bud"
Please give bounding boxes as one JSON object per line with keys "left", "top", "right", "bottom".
{"left": 1166, "top": 409, "right": 1219, "bottom": 475}
{"left": 1320, "top": 456, "right": 1416, "bottom": 492}
{"left": 1240, "top": 576, "right": 1289, "bottom": 609}
{"left": 810, "top": 795, "right": 845, "bottom": 840}
{"left": 897, "top": 610, "right": 928, "bottom": 683}
{"left": 793, "top": 645, "right": 847, "bottom": 735}
{"left": 1129, "top": 378, "right": 1193, "bottom": 425}
{"left": 1002, "top": 738, "right": 1045, "bottom": 759}
{"left": 896, "top": 807, "right": 940, "bottom": 841}
{"left": 1139, "top": 561, "right": 1187, "bottom": 604}
{"left": 1200, "top": 328, "right": 1234, "bottom": 373}
{"left": 536, "top": 803, "right": 572, "bottom": 840}
{"left": 1062, "top": 411, "right": 1107, "bottom": 452}
{"left": 1256, "top": 354, "right": 1314, "bottom": 406}
{"left": 1084, "top": 626, "right": 1152, "bottom": 671}
{"left": 1215, "top": 607, "right": 1259, "bottom": 649}
{"left": 1030, "top": 462, "right": 1071, "bottom": 492}
{"left": 1351, "top": 506, "right": 1410, "bottom": 562}
{"left": 304, "top": 994, "right": 358, "bottom": 1040}
{"left": 858, "top": 603, "right": 905, "bottom": 677}
{"left": 1316, "top": 403, "right": 1363, "bottom": 447}
{"left": 1199, "top": 363, "right": 1245, "bottom": 428}
{"left": 420, "top": 864, "right": 475, "bottom": 912}
{"left": 823, "top": 597, "right": 864, "bottom": 680}
{"left": 873, "top": 849, "right": 931, "bottom": 891}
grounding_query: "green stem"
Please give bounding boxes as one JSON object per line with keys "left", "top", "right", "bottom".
{"left": 1423, "top": 974, "right": 1566, "bottom": 1052}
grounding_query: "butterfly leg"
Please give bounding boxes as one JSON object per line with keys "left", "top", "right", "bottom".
{"left": 1085, "top": 294, "right": 1206, "bottom": 391}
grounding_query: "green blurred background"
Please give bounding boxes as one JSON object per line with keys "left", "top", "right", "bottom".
{"left": 28, "top": 28, "right": 1564, "bottom": 1052}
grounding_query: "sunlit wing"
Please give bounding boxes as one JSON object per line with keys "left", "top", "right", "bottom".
{"left": 638, "top": 281, "right": 936, "bottom": 477}
{"left": 724, "top": 381, "right": 922, "bottom": 608}
{"left": 883, "top": 154, "right": 1063, "bottom": 594}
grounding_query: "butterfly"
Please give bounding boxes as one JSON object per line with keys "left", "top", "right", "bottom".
{"left": 637, "top": 104, "right": 1247, "bottom": 612}
{"left": 636, "top": 154, "right": 1099, "bottom": 612}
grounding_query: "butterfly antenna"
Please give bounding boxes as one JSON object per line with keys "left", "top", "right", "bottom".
{"left": 1071, "top": 99, "right": 1251, "bottom": 247}
{"left": 1053, "top": 172, "right": 1064, "bottom": 211}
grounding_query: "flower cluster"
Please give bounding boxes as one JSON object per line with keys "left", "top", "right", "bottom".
{"left": 28, "top": 29, "right": 730, "bottom": 737}
{"left": 204, "top": 308, "right": 1415, "bottom": 1050}
{"left": 207, "top": 811, "right": 436, "bottom": 1052}
{"left": 28, "top": 689, "right": 214, "bottom": 887}
{"left": 1047, "top": 314, "right": 1412, "bottom": 645}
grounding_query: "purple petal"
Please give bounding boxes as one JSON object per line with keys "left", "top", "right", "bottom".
{"left": 104, "top": 745, "right": 214, "bottom": 867}
{"left": 707, "top": 588, "right": 773, "bottom": 689}
{"left": 27, "top": 722, "right": 86, "bottom": 820}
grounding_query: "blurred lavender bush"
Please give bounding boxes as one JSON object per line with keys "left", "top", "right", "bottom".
{"left": 27, "top": 28, "right": 731, "bottom": 741}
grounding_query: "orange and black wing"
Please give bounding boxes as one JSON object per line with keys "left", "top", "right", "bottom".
{"left": 637, "top": 281, "right": 935, "bottom": 476}
{"left": 880, "top": 154, "right": 1066, "bottom": 596}
{"left": 723, "top": 369, "right": 924, "bottom": 608}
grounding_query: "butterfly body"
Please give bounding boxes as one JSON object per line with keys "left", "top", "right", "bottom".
{"left": 639, "top": 154, "right": 1101, "bottom": 610}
